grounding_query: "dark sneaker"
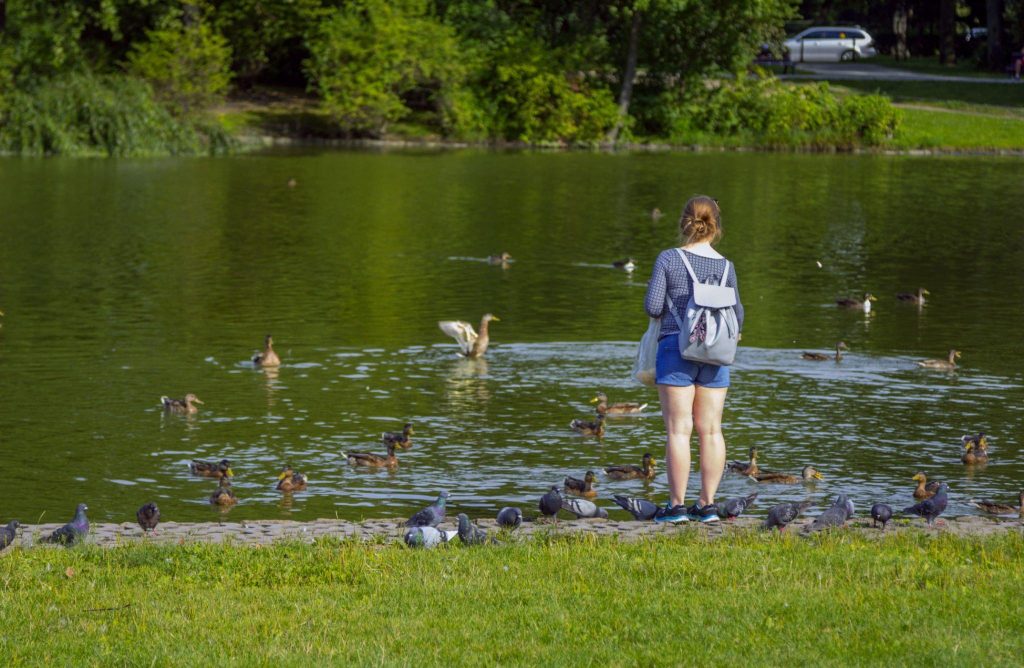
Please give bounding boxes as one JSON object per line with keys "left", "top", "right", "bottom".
{"left": 654, "top": 503, "right": 690, "bottom": 523}
{"left": 687, "top": 502, "right": 721, "bottom": 523}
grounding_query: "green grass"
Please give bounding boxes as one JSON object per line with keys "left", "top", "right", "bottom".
{"left": 2, "top": 532, "right": 1023, "bottom": 664}
{"left": 832, "top": 79, "right": 1024, "bottom": 110}
{"left": 870, "top": 54, "right": 1004, "bottom": 79}
{"left": 894, "top": 107, "right": 1024, "bottom": 150}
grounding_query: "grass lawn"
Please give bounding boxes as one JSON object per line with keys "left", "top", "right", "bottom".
{"left": 893, "top": 107, "right": 1024, "bottom": 150}
{"left": 833, "top": 79, "right": 1024, "bottom": 111}
{"left": 870, "top": 54, "right": 1007, "bottom": 80}
{"left": 1, "top": 531, "right": 1022, "bottom": 665}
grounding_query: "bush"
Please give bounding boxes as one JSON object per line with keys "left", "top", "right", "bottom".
{"left": 127, "top": 20, "right": 233, "bottom": 116}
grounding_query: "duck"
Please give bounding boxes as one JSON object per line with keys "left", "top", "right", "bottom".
{"left": 961, "top": 432, "right": 989, "bottom": 464}
{"left": 346, "top": 442, "right": 398, "bottom": 468}
{"left": 276, "top": 466, "right": 308, "bottom": 492}
{"left": 727, "top": 446, "right": 759, "bottom": 477}
{"left": 651, "top": 208, "right": 663, "bottom": 220}
{"left": 564, "top": 471, "right": 598, "bottom": 498}
{"left": 438, "top": 314, "right": 500, "bottom": 358}
{"left": 252, "top": 334, "right": 281, "bottom": 367}
{"left": 836, "top": 293, "right": 877, "bottom": 313}
{"left": 161, "top": 393, "right": 203, "bottom": 415}
{"left": 604, "top": 453, "right": 656, "bottom": 480}
{"left": 612, "top": 258, "right": 636, "bottom": 273}
{"left": 136, "top": 502, "right": 160, "bottom": 534}
{"left": 917, "top": 349, "right": 960, "bottom": 370}
{"left": 487, "top": 252, "right": 512, "bottom": 266}
{"left": 970, "top": 491, "right": 1024, "bottom": 517}
{"left": 754, "top": 465, "right": 823, "bottom": 484}
{"left": 569, "top": 413, "right": 606, "bottom": 437}
{"left": 896, "top": 287, "right": 929, "bottom": 305}
{"left": 382, "top": 423, "right": 414, "bottom": 449}
{"left": 591, "top": 392, "right": 647, "bottom": 416}
{"left": 912, "top": 472, "right": 941, "bottom": 500}
{"left": 801, "top": 341, "right": 848, "bottom": 362}
{"left": 209, "top": 477, "right": 238, "bottom": 506}
{"left": 190, "top": 459, "right": 233, "bottom": 478}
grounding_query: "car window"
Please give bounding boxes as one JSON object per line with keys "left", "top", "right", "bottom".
{"left": 847, "top": 30, "right": 866, "bottom": 39}
{"left": 802, "top": 30, "right": 827, "bottom": 39}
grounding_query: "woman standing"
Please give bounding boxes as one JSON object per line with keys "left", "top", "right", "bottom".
{"left": 644, "top": 196, "right": 743, "bottom": 523}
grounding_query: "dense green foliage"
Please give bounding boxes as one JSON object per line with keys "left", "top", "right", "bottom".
{"left": 0, "top": 532, "right": 1022, "bottom": 663}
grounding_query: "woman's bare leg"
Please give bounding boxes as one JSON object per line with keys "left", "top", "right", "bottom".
{"left": 692, "top": 386, "right": 728, "bottom": 505}
{"left": 658, "top": 384, "right": 695, "bottom": 506}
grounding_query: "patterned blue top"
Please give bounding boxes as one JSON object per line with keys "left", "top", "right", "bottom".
{"left": 644, "top": 248, "right": 744, "bottom": 338}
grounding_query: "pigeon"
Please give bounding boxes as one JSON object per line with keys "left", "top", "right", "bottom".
{"left": 42, "top": 503, "right": 90, "bottom": 546}
{"left": 871, "top": 503, "right": 893, "bottom": 529}
{"left": 612, "top": 495, "right": 660, "bottom": 521}
{"left": 904, "top": 483, "right": 948, "bottom": 526}
{"left": 763, "top": 500, "right": 812, "bottom": 531}
{"left": 405, "top": 491, "right": 449, "bottom": 527}
{"left": 136, "top": 502, "right": 160, "bottom": 534}
{"left": 404, "top": 526, "right": 457, "bottom": 548}
{"left": 496, "top": 507, "right": 523, "bottom": 529}
{"left": 806, "top": 494, "right": 854, "bottom": 532}
{"left": 719, "top": 492, "right": 758, "bottom": 520}
{"left": 0, "top": 520, "right": 20, "bottom": 552}
{"left": 539, "top": 486, "right": 562, "bottom": 518}
{"left": 561, "top": 497, "right": 608, "bottom": 519}
{"left": 457, "top": 514, "right": 491, "bottom": 545}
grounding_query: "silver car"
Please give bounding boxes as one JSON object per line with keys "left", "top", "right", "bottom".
{"left": 784, "top": 26, "right": 877, "bottom": 63}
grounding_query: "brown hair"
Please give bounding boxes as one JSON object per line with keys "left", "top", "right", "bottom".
{"left": 679, "top": 195, "right": 722, "bottom": 246}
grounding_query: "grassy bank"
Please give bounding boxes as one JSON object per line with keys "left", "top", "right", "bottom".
{"left": 1, "top": 531, "right": 1022, "bottom": 664}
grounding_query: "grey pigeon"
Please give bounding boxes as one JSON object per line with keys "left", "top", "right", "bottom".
{"left": 904, "top": 483, "right": 948, "bottom": 525}
{"left": 719, "top": 492, "right": 758, "bottom": 520}
{"left": 870, "top": 503, "right": 892, "bottom": 529}
{"left": 457, "top": 513, "right": 491, "bottom": 545}
{"left": 561, "top": 497, "right": 608, "bottom": 519}
{"left": 0, "top": 520, "right": 20, "bottom": 552}
{"left": 763, "top": 500, "right": 812, "bottom": 531}
{"left": 496, "top": 507, "right": 523, "bottom": 529}
{"left": 806, "top": 494, "right": 854, "bottom": 532}
{"left": 539, "top": 486, "right": 562, "bottom": 518}
{"left": 136, "top": 502, "right": 160, "bottom": 533}
{"left": 42, "top": 503, "right": 90, "bottom": 546}
{"left": 403, "top": 526, "right": 457, "bottom": 548}
{"left": 405, "top": 491, "right": 449, "bottom": 527}
{"left": 612, "top": 495, "right": 659, "bottom": 521}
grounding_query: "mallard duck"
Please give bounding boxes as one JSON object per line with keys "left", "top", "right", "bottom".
{"left": 136, "top": 502, "right": 160, "bottom": 533}
{"left": 903, "top": 483, "right": 948, "bottom": 525}
{"left": 961, "top": 432, "right": 989, "bottom": 464}
{"left": 651, "top": 208, "right": 663, "bottom": 220}
{"left": 252, "top": 334, "right": 281, "bottom": 367}
{"left": 190, "top": 459, "right": 233, "bottom": 478}
{"left": 382, "top": 423, "right": 414, "bottom": 449}
{"left": 209, "top": 477, "right": 237, "bottom": 506}
{"left": 970, "top": 491, "right": 1024, "bottom": 517}
{"left": 276, "top": 466, "right": 308, "bottom": 491}
{"left": 836, "top": 293, "right": 877, "bottom": 313}
{"left": 612, "top": 258, "right": 636, "bottom": 273}
{"left": 917, "top": 349, "right": 960, "bottom": 370}
{"left": 896, "top": 287, "right": 929, "bottom": 305}
{"left": 871, "top": 503, "right": 893, "bottom": 530}
{"left": 754, "top": 465, "right": 823, "bottom": 484}
{"left": 346, "top": 443, "right": 398, "bottom": 468}
{"left": 727, "top": 446, "right": 759, "bottom": 477}
{"left": 564, "top": 471, "right": 598, "bottom": 498}
{"left": 161, "top": 393, "right": 203, "bottom": 415}
{"left": 438, "top": 314, "right": 500, "bottom": 358}
{"left": 604, "top": 453, "right": 656, "bottom": 480}
{"left": 487, "top": 252, "right": 512, "bottom": 266}
{"left": 912, "top": 472, "right": 941, "bottom": 500}
{"left": 591, "top": 392, "right": 647, "bottom": 416}
{"left": 569, "top": 413, "right": 606, "bottom": 437}
{"left": 802, "top": 341, "right": 848, "bottom": 362}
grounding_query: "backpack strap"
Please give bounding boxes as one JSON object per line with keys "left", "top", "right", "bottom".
{"left": 719, "top": 260, "right": 731, "bottom": 287}
{"left": 676, "top": 248, "right": 730, "bottom": 287}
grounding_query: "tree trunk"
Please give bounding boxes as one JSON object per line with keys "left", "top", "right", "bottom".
{"left": 0, "top": 0, "right": 6, "bottom": 33}
{"left": 607, "top": 9, "right": 641, "bottom": 144}
{"left": 892, "top": 3, "right": 909, "bottom": 61}
{"left": 938, "top": 0, "right": 956, "bottom": 65}
{"left": 986, "top": 0, "right": 1004, "bottom": 68}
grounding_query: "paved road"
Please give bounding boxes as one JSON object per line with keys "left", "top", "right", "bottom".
{"left": 782, "top": 62, "right": 1019, "bottom": 84}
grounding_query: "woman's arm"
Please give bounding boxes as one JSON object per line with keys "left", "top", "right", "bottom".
{"left": 644, "top": 253, "right": 667, "bottom": 318}
{"left": 729, "top": 265, "right": 744, "bottom": 331}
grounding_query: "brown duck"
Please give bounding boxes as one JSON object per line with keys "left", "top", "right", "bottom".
{"left": 382, "top": 423, "right": 414, "bottom": 449}
{"left": 754, "top": 465, "right": 823, "bottom": 484}
{"left": 896, "top": 287, "right": 929, "bottom": 305}
{"left": 917, "top": 349, "right": 960, "bottom": 370}
{"left": 727, "top": 447, "right": 759, "bottom": 477}
{"left": 346, "top": 442, "right": 399, "bottom": 468}
{"left": 961, "top": 433, "right": 989, "bottom": 464}
{"left": 591, "top": 392, "right": 648, "bottom": 416}
{"left": 604, "top": 453, "right": 656, "bottom": 480}
{"left": 276, "top": 466, "right": 308, "bottom": 492}
{"left": 190, "top": 459, "right": 233, "bottom": 478}
{"left": 161, "top": 393, "right": 203, "bottom": 415}
{"left": 252, "top": 334, "right": 281, "bottom": 367}
{"left": 564, "top": 471, "right": 598, "bottom": 499}
{"left": 970, "top": 491, "right": 1024, "bottom": 517}
{"left": 209, "top": 477, "right": 237, "bottom": 506}
{"left": 438, "top": 314, "right": 500, "bottom": 358}
{"left": 569, "top": 413, "right": 606, "bottom": 437}
{"left": 912, "top": 472, "right": 942, "bottom": 500}
{"left": 802, "top": 341, "right": 848, "bottom": 362}
{"left": 836, "top": 293, "right": 876, "bottom": 313}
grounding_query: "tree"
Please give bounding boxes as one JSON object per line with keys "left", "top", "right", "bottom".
{"left": 938, "top": 0, "right": 955, "bottom": 64}
{"left": 986, "top": 0, "right": 1005, "bottom": 66}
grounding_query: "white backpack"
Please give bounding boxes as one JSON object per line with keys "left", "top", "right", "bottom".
{"left": 666, "top": 248, "right": 739, "bottom": 366}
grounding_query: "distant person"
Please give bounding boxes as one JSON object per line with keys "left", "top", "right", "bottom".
{"left": 1014, "top": 46, "right": 1024, "bottom": 80}
{"left": 643, "top": 196, "right": 744, "bottom": 523}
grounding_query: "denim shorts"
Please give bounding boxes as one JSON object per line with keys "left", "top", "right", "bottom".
{"left": 655, "top": 334, "right": 730, "bottom": 388}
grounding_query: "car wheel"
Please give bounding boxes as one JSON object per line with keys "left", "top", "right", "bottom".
{"left": 840, "top": 50, "right": 856, "bottom": 62}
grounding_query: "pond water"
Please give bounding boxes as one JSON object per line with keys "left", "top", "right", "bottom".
{"left": 0, "top": 149, "right": 1022, "bottom": 524}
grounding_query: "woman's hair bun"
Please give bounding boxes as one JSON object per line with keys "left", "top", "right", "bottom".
{"left": 679, "top": 196, "right": 721, "bottom": 245}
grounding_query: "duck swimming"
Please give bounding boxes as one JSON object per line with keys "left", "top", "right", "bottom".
{"left": 190, "top": 459, "right": 233, "bottom": 478}
{"left": 161, "top": 393, "right": 203, "bottom": 415}
{"left": 591, "top": 392, "right": 647, "bottom": 416}
{"left": 382, "top": 423, "right": 414, "bottom": 449}
{"left": 604, "top": 453, "right": 656, "bottom": 480}
{"left": 564, "top": 471, "right": 598, "bottom": 498}
{"left": 276, "top": 466, "right": 308, "bottom": 492}
{"left": 209, "top": 477, "right": 237, "bottom": 506}
{"left": 836, "top": 293, "right": 877, "bottom": 313}
{"left": 252, "top": 334, "right": 281, "bottom": 367}
{"left": 912, "top": 472, "right": 941, "bottom": 500}
{"left": 487, "top": 252, "right": 512, "bottom": 266}
{"left": 612, "top": 258, "right": 636, "bottom": 273}
{"left": 569, "top": 413, "right": 606, "bottom": 437}
{"left": 438, "top": 314, "right": 500, "bottom": 358}
{"left": 917, "top": 349, "right": 960, "bottom": 370}
{"left": 961, "top": 432, "right": 989, "bottom": 464}
{"left": 727, "top": 446, "right": 759, "bottom": 477}
{"left": 346, "top": 442, "right": 399, "bottom": 468}
{"left": 754, "top": 465, "right": 823, "bottom": 484}
{"left": 896, "top": 287, "right": 929, "bottom": 305}
{"left": 970, "top": 491, "right": 1024, "bottom": 517}
{"left": 802, "top": 341, "right": 848, "bottom": 362}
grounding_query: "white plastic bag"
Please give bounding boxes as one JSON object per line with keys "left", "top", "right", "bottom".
{"left": 631, "top": 317, "right": 661, "bottom": 387}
